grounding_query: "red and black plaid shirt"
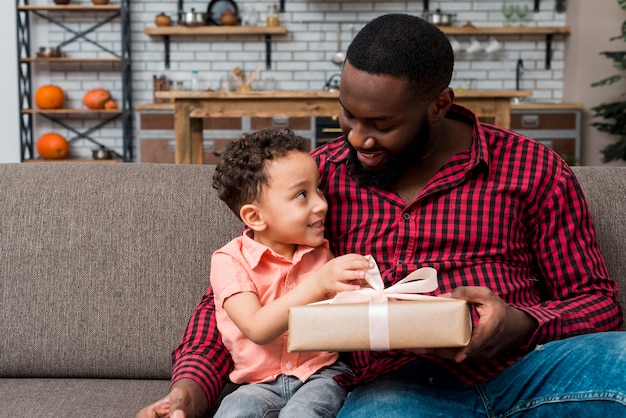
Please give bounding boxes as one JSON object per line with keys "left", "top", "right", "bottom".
{"left": 171, "top": 105, "right": 622, "bottom": 404}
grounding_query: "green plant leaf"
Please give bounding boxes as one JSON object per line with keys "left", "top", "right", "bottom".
{"left": 601, "top": 137, "right": 626, "bottom": 162}
{"left": 591, "top": 74, "right": 623, "bottom": 87}
{"left": 599, "top": 51, "right": 626, "bottom": 62}
{"left": 592, "top": 2, "right": 626, "bottom": 162}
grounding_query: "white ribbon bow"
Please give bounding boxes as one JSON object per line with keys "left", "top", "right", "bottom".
{"left": 320, "top": 255, "right": 439, "bottom": 350}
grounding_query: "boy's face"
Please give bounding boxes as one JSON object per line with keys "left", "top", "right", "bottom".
{"left": 252, "top": 150, "right": 328, "bottom": 255}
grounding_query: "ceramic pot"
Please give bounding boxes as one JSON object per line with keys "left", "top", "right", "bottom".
{"left": 220, "top": 9, "right": 238, "bottom": 26}
{"left": 53, "top": 0, "right": 71, "bottom": 5}
{"left": 154, "top": 12, "right": 172, "bottom": 27}
{"left": 92, "top": 0, "right": 110, "bottom": 5}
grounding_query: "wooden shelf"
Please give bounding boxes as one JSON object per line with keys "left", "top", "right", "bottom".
{"left": 144, "top": 25, "right": 288, "bottom": 70}
{"left": 442, "top": 25, "right": 570, "bottom": 69}
{"left": 23, "top": 158, "right": 123, "bottom": 163}
{"left": 18, "top": 5, "right": 120, "bottom": 11}
{"left": 144, "top": 26, "right": 287, "bottom": 36}
{"left": 21, "top": 57, "right": 122, "bottom": 63}
{"left": 21, "top": 109, "right": 122, "bottom": 114}
{"left": 440, "top": 26, "right": 570, "bottom": 36}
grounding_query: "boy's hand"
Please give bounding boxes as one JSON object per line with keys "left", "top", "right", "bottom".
{"left": 316, "top": 254, "right": 373, "bottom": 293}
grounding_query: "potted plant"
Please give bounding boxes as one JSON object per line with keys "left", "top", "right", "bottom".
{"left": 590, "top": 0, "right": 626, "bottom": 162}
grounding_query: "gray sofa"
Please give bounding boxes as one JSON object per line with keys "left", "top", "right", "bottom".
{"left": 0, "top": 162, "right": 624, "bottom": 417}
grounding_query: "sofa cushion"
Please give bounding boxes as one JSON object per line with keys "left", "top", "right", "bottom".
{"left": 0, "top": 163, "right": 243, "bottom": 379}
{"left": 0, "top": 378, "right": 170, "bottom": 417}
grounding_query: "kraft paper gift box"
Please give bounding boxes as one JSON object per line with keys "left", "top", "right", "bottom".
{"left": 288, "top": 257, "right": 472, "bottom": 352}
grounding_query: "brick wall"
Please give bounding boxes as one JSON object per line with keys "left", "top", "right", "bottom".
{"left": 29, "top": 0, "right": 567, "bottom": 159}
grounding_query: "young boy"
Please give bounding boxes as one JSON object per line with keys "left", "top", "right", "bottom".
{"left": 210, "top": 128, "right": 372, "bottom": 417}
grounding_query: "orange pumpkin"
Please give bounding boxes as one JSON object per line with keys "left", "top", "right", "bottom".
{"left": 104, "top": 99, "right": 118, "bottom": 110}
{"left": 36, "top": 132, "right": 69, "bottom": 160}
{"left": 83, "top": 88, "right": 112, "bottom": 109}
{"left": 34, "top": 85, "right": 65, "bottom": 109}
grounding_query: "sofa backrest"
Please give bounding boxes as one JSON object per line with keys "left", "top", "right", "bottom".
{"left": 0, "top": 163, "right": 243, "bottom": 379}
{"left": 571, "top": 166, "right": 626, "bottom": 320}
{"left": 0, "top": 163, "right": 623, "bottom": 380}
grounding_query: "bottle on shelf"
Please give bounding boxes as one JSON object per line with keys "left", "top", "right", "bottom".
{"left": 191, "top": 70, "right": 200, "bottom": 91}
{"left": 266, "top": 3, "right": 279, "bottom": 27}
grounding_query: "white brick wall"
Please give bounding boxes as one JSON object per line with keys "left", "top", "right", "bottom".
{"left": 27, "top": 0, "right": 567, "bottom": 159}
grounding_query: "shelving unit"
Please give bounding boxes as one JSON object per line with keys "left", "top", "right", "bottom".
{"left": 16, "top": 1, "right": 133, "bottom": 162}
{"left": 144, "top": 25, "right": 288, "bottom": 70}
{"left": 441, "top": 25, "right": 571, "bottom": 69}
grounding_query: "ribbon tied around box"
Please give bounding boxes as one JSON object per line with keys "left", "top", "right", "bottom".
{"left": 318, "top": 255, "right": 439, "bottom": 350}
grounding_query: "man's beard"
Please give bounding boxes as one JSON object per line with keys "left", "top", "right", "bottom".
{"left": 347, "top": 120, "right": 431, "bottom": 190}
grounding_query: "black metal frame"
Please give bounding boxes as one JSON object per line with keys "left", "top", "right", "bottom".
{"left": 16, "top": 1, "right": 33, "bottom": 161}
{"left": 16, "top": 0, "right": 133, "bottom": 161}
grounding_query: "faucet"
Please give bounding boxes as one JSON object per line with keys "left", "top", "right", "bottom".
{"left": 323, "top": 73, "right": 341, "bottom": 92}
{"left": 515, "top": 59, "right": 524, "bottom": 91}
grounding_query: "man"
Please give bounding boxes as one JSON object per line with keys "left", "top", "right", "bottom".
{"left": 138, "top": 14, "right": 624, "bottom": 417}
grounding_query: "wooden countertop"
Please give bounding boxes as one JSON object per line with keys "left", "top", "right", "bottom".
{"left": 136, "top": 101, "right": 584, "bottom": 112}
{"left": 511, "top": 102, "right": 584, "bottom": 110}
{"left": 137, "top": 90, "right": 533, "bottom": 111}
{"left": 152, "top": 90, "right": 531, "bottom": 100}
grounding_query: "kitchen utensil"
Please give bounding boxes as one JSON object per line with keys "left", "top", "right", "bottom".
{"left": 220, "top": 9, "right": 238, "bottom": 26}
{"left": 207, "top": 0, "right": 239, "bottom": 26}
{"left": 155, "top": 12, "right": 172, "bottom": 27}
{"left": 232, "top": 67, "right": 245, "bottom": 86}
{"left": 245, "top": 69, "right": 261, "bottom": 87}
{"left": 466, "top": 37, "right": 482, "bottom": 54}
{"left": 37, "top": 46, "right": 62, "bottom": 58}
{"left": 501, "top": 3, "right": 515, "bottom": 27}
{"left": 229, "top": 73, "right": 241, "bottom": 87}
{"left": 423, "top": 9, "right": 456, "bottom": 26}
{"left": 92, "top": 147, "right": 112, "bottom": 160}
{"left": 331, "top": 23, "right": 345, "bottom": 66}
{"left": 485, "top": 36, "right": 502, "bottom": 54}
{"left": 178, "top": 8, "right": 207, "bottom": 26}
{"left": 449, "top": 36, "right": 462, "bottom": 53}
{"left": 515, "top": 4, "right": 529, "bottom": 27}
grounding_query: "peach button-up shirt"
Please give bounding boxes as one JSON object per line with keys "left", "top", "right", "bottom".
{"left": 211, "top": 230, "right": 339, "bottom": 384}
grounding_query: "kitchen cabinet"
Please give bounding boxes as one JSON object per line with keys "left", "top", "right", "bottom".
{"left": 143, "top": 25, "right": 288, "bottom": 70}
{"left": 16, "top": 2, "right": 133, "bottom": 162}
{"left": 510, "top": 104, "right": 582, "bottom": 165}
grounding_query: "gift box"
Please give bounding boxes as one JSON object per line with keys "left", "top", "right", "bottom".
{"left": 288, "top": 298, "right": 471, "bottom": 352}
{"left": 288, "top": 257, "right": 471, "bottom": 352}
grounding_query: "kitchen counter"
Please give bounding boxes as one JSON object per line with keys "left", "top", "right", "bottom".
{"left": 511, "top": 102, "right": 584, "bottom": 110}
{"left": 152, "top": 90, "right": 531, "bottom": 164}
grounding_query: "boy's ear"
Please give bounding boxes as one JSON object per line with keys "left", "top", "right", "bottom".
{"left": 240, "top": 203, "right": 267, "bottom": 231}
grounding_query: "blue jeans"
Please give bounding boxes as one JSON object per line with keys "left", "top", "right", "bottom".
{"left": 338, "top": 332, "right": 626, "bottom": 417}
{"left": 214, "top": 361, "right": 351, "bottom": 418}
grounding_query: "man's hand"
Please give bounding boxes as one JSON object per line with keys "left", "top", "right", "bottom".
{"left": 136, "top": 378, "right": 207, "bottom": 418}
{"left": 135, "top": 395, "right": 170, "bottom": 418}
{"left": 414, "top": 286, "right": 537, "bottom": 363}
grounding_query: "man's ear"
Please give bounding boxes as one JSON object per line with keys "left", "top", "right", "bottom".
{"left": 429, "top": 87, "right": 454, "bottom": 122}
{"left": 240, "top": 203, "right": 267, "bottom": 231}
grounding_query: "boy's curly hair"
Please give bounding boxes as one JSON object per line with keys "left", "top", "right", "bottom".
{"left": 212, "top": 128, "right": 308, "bottom": 216}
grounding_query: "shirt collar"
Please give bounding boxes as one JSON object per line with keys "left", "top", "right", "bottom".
{"left": 240, "top": 229, "right": 330, "bottom": 268}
